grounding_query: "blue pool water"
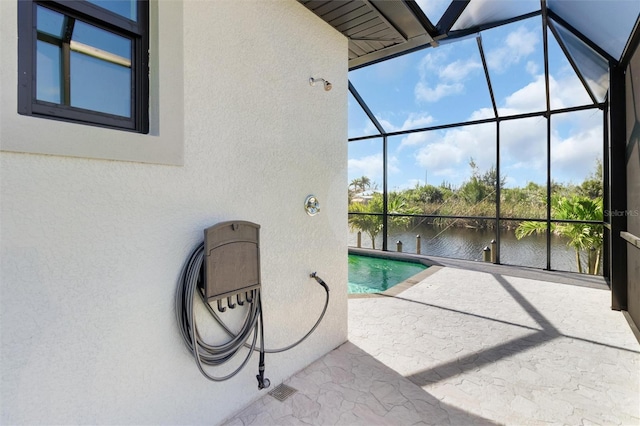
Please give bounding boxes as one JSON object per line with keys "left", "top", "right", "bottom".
{"left": 348, "top": 254, "right": 428, "bottom": 294}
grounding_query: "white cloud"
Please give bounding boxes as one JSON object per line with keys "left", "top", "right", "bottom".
{"left": 406, "top": 68, "right": 599, "bottom": 187}
{"left": 413, "top": 126, "right": 497, "bottom": 185}
{"left": 399, "top": 131, "right": 433, "bottom": 149}
{"left": 370, "top": 112, "right": 436, "bottom": 138}
{"left": 416, "top": 142, "right": 464, "bottom": 171}
{"left": 401, "top": 112, "right": 435, "bottom": 130}
{"left": 469, "top": 107, "right": 496, "bottom": 121}
{"left": 495, "top": 83, "right": 601, "bottom": 187}
{"left": 418, "top": 49, "right": 447, "bottom": 77}
{"left": 348, "top": 153, "right": 400, "bottom": 183}
{"left": 500, "top": 75, "right": 547, "bottom": 112}
{"left": 414, "top": 46, "right": 481, "bottom": 103}
{"left": 362, "top": 120, "right": 380, "bottom": 135}
{"left": 388, "top": 156, "right": 400, "bottom": 175}
{"left": 486, "top": 26, "right": 538, "bottom": 73}
{"left": 525, "top": 60, "right": 539, "bottom": 75}
{"left": 415, "top": 82, "right": 464, "bottom": 102}
{"left": 376, "top": 117, "right": 396, "bottom": 133}
{"left": 550, "top": 73, "right": 592, "bottom": 108}
{"left": 550, "top": 114, "right": 602, "bottom": 183}
{"left": 440, "top": 59, "right": 482, "bottom": 82}
{"left": 348, "top": 154, "right": 384, "bottom": 182}
{"left": 498, "top": 72, "right": 593, "bottom": 114}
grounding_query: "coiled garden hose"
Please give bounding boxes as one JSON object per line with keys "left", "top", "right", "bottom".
{"left": 175, "top": 242, "right": 330, "bottom": 388}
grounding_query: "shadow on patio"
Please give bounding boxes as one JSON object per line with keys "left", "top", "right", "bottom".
{"left": 225, "top": 265, "right": 640, "bottom": 425}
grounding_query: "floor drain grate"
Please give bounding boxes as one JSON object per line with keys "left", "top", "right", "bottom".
{"left": 268, "top": 383, "right": 297, "bottom": 402}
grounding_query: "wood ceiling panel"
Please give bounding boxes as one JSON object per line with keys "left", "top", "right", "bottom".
{"left": 298, "top": 0, "right": 436, "bottom": 68}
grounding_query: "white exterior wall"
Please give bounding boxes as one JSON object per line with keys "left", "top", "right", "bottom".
{"left": 0, "top": 1, "right": 348, "bottom": 424}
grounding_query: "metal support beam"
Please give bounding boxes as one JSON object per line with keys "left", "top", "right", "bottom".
{"left": 542, "top": 1, "right": 552, "bottom": 271}
{"left": 495, "top": 120, "right": 501, "bottom": 264}
{"left": 603, "top": 102, "right": 611, "bottom": 279}
{"left": 478, "top": 35, "right": 501, "bottom": 261}
{"left": 608, "top": 63, "right": 628, "bottom": 310}
{"left": 348, "top": 80, "right": 386, "bottom": 135}
{"left": 435, "top": 0, "right": 470, "bottom": 35}
{"left": 402, "top": 0, "right": 439, "bottom": 38}
{"left": 477, "top": 36, "right": 498, "bottom": 119}
{"left": 382, "top": 135, "right": 388, "bottom": 251}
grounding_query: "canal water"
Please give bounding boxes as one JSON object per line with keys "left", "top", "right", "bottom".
{"left": 348, "top": 222, "right": 597, "bottom": 274}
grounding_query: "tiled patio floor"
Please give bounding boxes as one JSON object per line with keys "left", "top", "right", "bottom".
{"left": 224, "top": 265, "right": 640, "bottom": 425}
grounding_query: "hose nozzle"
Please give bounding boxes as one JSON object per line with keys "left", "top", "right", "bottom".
{"left": 256, "top": 364, "right": 270, "bottom": 390}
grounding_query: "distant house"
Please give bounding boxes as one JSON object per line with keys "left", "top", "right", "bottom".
{"left": 350, "top": 191, "right": 377, "bottom": 204}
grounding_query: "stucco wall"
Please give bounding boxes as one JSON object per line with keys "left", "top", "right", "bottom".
{"left": 0, "top": 1, "right": 348, "bottom": 424}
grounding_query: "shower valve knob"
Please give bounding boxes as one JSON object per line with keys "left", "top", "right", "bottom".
{"left": 305, "top": 195, "right": 320, "bottom": 216}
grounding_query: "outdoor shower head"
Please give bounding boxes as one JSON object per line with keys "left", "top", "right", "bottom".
{"left": 309, "top": 77, "right": 332, "bottom": 91}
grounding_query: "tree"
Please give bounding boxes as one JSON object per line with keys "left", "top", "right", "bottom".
{"left": 406, "top": 184, "right": 443, "bottom": 204}
{"left": 458, "top": 159, "right": 505, "bottom": 204}
{"left": 348, "top": 201, "right": 383, "bottom": 249}
{"left": 348, "top": 192, "right": 420, "bottom": 249}
{"left": 579, "top": 159, "right": 603, "bottom": 199}
{"left": 349, "top": 176, "right": 372, "bottom": 195}
{"left": 349, "top": 176, "right": 376, "bottom": 204}
{"left": 387, "top": 191, "right": 421, "bottom": 230}
{"left": 515, "top": 195, "right": 603, "bottom": 274}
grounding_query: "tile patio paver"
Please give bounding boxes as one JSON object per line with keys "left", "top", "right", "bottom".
{"left": 224, "top": 266, "right": 640, "bottom": 425}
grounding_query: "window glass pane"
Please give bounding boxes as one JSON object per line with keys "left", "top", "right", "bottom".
{"left": 349, "top": 138, "right": 383, "bottom": 213}
{"left": 547, "top": 28, "right": 593, "bottom": 109}
{"left": 481, "top": 17, "right": 547, "bottom": 116}
{"left": 68, "top": 20, "right": 132, "bottom": 117}
{"left": 505, "top": 215, "right": 600, "bottom": 273}
{"left": 550, "top": 222, "right": 603, "bottom": 275}
{"left": 37, "top": 5, "right": 65, "bottom": 38}
{"left": 36, "top": 41, "right": 61, "bottom": 104}
{"left": 348, "top": 91, "right": 379, "bottom": 139}
{"left": 348, "top": 213, "right": 383, "bottom": 250}
{"left": 500, "top": 220, "right": 547, "bottom": 269}
{"left": 389, "top": 218, "right": 497, "bottom": 261}
{"left": 388, "top": 130, "right": 453, "bottom": 216}
{"left": 552, "top": 20, "right": 609, "bottom": 102}
{"left": 348, "top": 138, "right": 384, "bottom": 249}
{"left": 387, "top": 122, "right": 497, "bottom": 217}
{"left": 451, "top": 0, "right": 539, "bottom": 32}
{"left": 550, "top": 109, "right": 603, "bottom": 216}
{"left": 72, "top": 21, "right": 131, "bottom": 60}
{"left": 87, "top": 0, "right": 137, "bottom": 21}
{"left": 547, "top": 109, "right": 604, "bottom": 275}
{"left": 349, "top": 37, "right": 494, "bottom": 130}
{"left": 547, "top": 0, "right": 639, "bottom": 60}
{"left": 500, "top": 117, "right": 547, "bottom": 219}
{"left": 70, "top": 52, "right": 131, "bottom": 117}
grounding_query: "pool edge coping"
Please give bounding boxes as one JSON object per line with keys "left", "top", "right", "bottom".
{"left": 348, "top": 248, "right": 442, "bottom": 299}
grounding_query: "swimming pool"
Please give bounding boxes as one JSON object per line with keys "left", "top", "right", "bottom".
{"left": 348, "top": 254, "right": 428, "bottom": 294}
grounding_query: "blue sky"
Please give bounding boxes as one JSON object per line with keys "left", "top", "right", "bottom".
{"left": 347, "top": 15, "right": 604, "bottom": 192}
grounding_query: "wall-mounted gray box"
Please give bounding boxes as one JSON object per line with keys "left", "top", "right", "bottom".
{"left": 202, "top": 221, "right": 261, "bottom": 302}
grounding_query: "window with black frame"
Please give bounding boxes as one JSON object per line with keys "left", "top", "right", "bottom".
{"left": 18, "top": 0, "right": 148, "bottom": 133}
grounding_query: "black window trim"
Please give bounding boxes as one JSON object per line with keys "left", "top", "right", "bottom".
{"left": 18, "top": 0, "right": 149, "bottom": 133}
